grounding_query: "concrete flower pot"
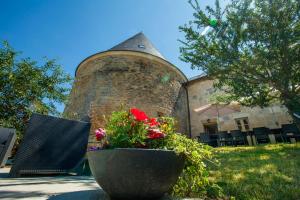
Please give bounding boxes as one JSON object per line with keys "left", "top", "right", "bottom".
{"left": 87, "top": 148, "right": 185, "bottom": 200}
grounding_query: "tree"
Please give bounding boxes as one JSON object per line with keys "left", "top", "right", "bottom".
{"left": 0, "top": 41, "right": 72, "bottom": 140}
{"left": 180, "top": 0, "right": 300, "bottom": 128}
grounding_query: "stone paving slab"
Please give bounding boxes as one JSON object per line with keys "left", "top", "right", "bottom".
{"left": 0, "top": 168, "right": 201, "bottom": 200}
{"left": 0, "top": 168, "right": 101, "bottom": 200}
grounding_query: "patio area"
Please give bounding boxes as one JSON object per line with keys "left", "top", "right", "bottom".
{"left": 0, "top": 167, "right": 104, "bottom": 200}
{"left": 0, "top": 168, "right": 196, "bottom": 200}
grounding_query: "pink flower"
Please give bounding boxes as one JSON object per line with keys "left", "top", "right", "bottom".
{"left": 130, "top": 108, "right": 148, "bottom": 122}
{"left": 95, "top": 128, "right": 106, "bottom": 141}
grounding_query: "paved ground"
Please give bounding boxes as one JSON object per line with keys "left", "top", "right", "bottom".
{"left": 0, "top": 168, "right": 199, "bottom": 200}
{"left": 0, "top": 167, "right": 106, "bottom": 200}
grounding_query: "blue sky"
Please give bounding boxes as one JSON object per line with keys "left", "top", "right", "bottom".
{"left": 1, "top": 0, "right": 227, "bottom": 112}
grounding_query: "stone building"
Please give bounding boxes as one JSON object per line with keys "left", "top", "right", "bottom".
{"left": 187, "top": 75, "right": 292, "bottom": 138}
{"left": 64, "top": 33, "right": 189, "bottom": 144}
{"left": 64, "top": 32, "right": 292, "bottom": 143}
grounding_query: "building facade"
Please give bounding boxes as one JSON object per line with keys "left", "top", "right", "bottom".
{"left": 64, "top": 33, "right": 292, "bottom": 143}
{"left": 187, "top": 75, "right": 292, "bottom": 138}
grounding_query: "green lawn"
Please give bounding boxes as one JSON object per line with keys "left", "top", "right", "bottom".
{"left": 209, "top": 143, "right": 300, "bottom": 200}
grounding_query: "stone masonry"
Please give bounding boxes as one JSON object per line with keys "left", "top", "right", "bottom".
{"left": 64, "top": 51, "right": 189, "bottom": 145}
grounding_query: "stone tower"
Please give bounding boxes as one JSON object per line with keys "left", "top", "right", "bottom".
{"left": 64, "top": 33, "right": 189, "bottom": 143}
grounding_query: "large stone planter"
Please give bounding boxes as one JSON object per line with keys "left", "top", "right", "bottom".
{"left": 87, "top": 148, "right": 185, "bottom": 199}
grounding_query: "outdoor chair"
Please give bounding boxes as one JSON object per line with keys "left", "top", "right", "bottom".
{"left": 282, "top": 123, "right": 300, "bottom": 142}
{"left": 218, "top": 131, "right": 232, "bottom": 146}
{"left": 198, "top": 133, "right": 209, "bottom": 144}
{"left": 230, "top": 130, "right": 246, "bottom": 146}
{"left": 270, "top": 128, "right": 284, "bottom": 143}
{"left": 253, "top": 127, "right": 270, "bottom": 144}
{"left": 9, "top": 113, "right": 91, "bottom": 177}
{"left": 197, "top": 133, "right": 218, "bottom": 147}
{"left": 0, "top": 128, "right": 16, "bottom": 167}
{"left": 210, "top": 134, "right": 219, "bottom": 147}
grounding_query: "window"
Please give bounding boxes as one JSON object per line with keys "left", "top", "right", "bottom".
{"left": 235, "top": 117, "right": 250, "bottom": 131}
{"left": 138, "top": 44, "right": 145, "bottom": 49}
{"left": 243, "top": 119, "right": 250, "bottom": 130}
{"left": 203, "top": 123, "right": 218, "bottom": 135}
{"left": 236, "top": 120, "right": 242, "bottom": 130}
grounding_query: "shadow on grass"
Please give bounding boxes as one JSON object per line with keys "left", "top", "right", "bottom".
{"left": 209, "top": 143, "right": 300, "bottom": 200}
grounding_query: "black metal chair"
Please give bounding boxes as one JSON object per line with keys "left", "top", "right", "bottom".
{"left": 197, "top": 133, "right": 218, "bottom": 147}
{"left": 209, "top": 134, "right": 219, "bottom": 147}
{"left": 253, "top": 127, "right": 270, "bottom": 144}
{"left": 282, "top": 123, "right": 300, "bottom": 142}
{"left": 0, "top": 128, "right": 17, "bottom": 167}
{"left": 270, "top": 128, "right": 284, "bottom": 143}
{"left": 230, "top": 130, "right": 246, "bottom": 146}
{"left": 218, "top": 131, "right": 232, "bottom": 146}
{"left": 197, "top": 133, "right": 210, "bottom": 144}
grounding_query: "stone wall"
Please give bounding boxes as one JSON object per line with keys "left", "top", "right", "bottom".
{"left": 187, "top": 77, "right": 292, "bottom": 138}
{"left": 64, "top": 51, "right": 189, "bottom": 145}
{"left": 171, "top": 86, "right": 189, "bottom": 135}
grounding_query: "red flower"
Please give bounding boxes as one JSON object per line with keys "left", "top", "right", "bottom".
{"left": 147, "top": 129, "right": 166, "bottom": 139}
{"left": 149, "top": 118, "right": 159, "bottom": 127}
{"left": 130, "top": 108, "right": 148, "bottom": 122}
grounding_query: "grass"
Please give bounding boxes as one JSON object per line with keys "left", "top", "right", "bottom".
{"left": 208, "top": 143, "right": 300, "bottom": 200}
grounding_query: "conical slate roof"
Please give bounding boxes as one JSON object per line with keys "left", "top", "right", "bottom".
{"left": 110, "top": 32, "right": 165, "bottom": 59}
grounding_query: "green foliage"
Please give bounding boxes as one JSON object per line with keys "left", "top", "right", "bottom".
{"left": 180, "top": 0, "right": 300, "bottom": 127}
{"left": 210, "top": 144, "right": 300, "bottom": 200}
{"left": 156, "top": 117, "right": 222, "bottom": 198}
{"left": 166, "top": 133, "right": 223, "bottom": 198}
{"left": 0, "top": 41, "right": 72, "bottom": 140}
{"left": 97, "top": 108, "right": 222, "bottom": 198}
{"left": 105, "top": 110, "right": 148, "bottom": 148}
